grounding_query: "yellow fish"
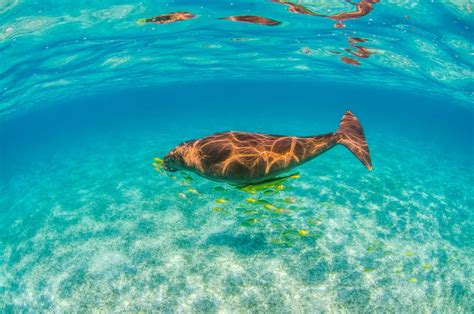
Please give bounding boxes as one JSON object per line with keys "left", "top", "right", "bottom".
{"left": 153, "top": 157, "right": 164, "bottom": 164}
{"left": 245, "top": 197, "right": 257, "bottom": 203}
{"left": 283, "top": 197, "right": 296, "bottom": 204}
{"left": 263, "top": 204, "right": 277, "bottom": 211}
{"left": 298, "top": 229, "right": 310, "bottom": 236}
{"left": 238, "top": 173, "right": 299, "bottom": 193}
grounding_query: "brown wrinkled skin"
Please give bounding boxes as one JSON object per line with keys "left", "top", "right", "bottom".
{"left": 164, "top": 112, "right": 371, "bottom": 185}
{"left": 144, "top": 12, "right": 195, "bottom": 24}
{"left": 221, "top": 15, "right": 281, "bottom": 26}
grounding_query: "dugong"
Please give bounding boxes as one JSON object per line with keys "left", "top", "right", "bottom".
{"left": 163, "top": 111, "right": 372, "bottom": 185}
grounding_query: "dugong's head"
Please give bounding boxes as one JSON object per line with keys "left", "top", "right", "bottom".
{"left": 163, "top": 145, "right": 187, "bottom": 172}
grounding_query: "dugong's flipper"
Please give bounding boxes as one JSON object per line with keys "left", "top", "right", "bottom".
{"left": 335, "top": 111, "right": 372, "bottom": 170}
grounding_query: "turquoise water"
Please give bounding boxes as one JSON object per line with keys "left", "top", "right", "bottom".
{"left": 1, "top": 1, "right": 473, "bottom": 312}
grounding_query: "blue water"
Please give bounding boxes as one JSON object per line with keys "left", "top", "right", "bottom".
{"left": 1, "top": 1, "right": 474, "bottom": 312}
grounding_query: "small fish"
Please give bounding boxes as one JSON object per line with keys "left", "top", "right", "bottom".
{"left": 188, "top": 188, "right": 199, "bottom": 194}
{"left": 270, "top": 238, "right": 286, "bottom": 245}
{"left": 340, "top": 56, "right": 361, "bottom": 66}
{"left": 241, "top": 218, "right": 258, "bottom": 227}
{"left": 179, "top": 180, "right": 190, "bottom": 186}
{"left": 283, "top": 197, "right": 296, "bottom": 204}
{"left": 178, "top": 193, "right": 187, "bottom": 199}
{"left": 212, "top": 207, "right": 223, "bottom": 212}
{"left": 214, "top": 186, "right": 226, "bottom": 192}
{"left": 364, "top": 268, "right": 375, "bottom": 273}
{"left": 405, "top": 251, "right": 413, "bottom": 257}
{"left": 239, "top": 174, "right": 295, "bottom": 193}
{"left": 422, "top": 263, "right": 430, "bottom": 270}
{"left": 216, "top": 198, "right": 227, "bottom": 204}
{"left": 298, "top": 229, "right": 310, "bottom": 236}
{"left": 153, "top": 157, "right": 164, "bottom": 163}
{"left": 289, "top": 174, "right": 300, "bottom": 179}
{"left": 244, "top": 209, "right": 258, "bottom": 215}
{"left": 264, "top": 204, "right": 277, "bottom": 211}
{"left": 274, "top": 208, "right": 290, "bottom": 214}
{"left": 220, "top": 15, "right": 281, "bottom": 26}
{"left": 245, "top": 197, "right": 258, "bottom": 203}
{"left": 137, "top": 12, "right": 196, "bottom": 25}
{"left": 307, "top": 218, "right": 321, "bottom": 225}
{"left": 152, "top": 158, "right": 164, "bottom": 170}
{"left": 181, "top": 173, "right": 195, "bottom": 181}
{"left": 282, "top": 230, "right": 299, "bottom": 237}
{"left": 275, "top": 184, "right": 284, "bottom": 191}
{"left": 408, "top": 277, "right": 417, "bottom": 283}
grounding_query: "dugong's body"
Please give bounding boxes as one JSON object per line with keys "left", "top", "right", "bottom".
{"left": 163, "top": 111, "right": 372, "bottom": 185}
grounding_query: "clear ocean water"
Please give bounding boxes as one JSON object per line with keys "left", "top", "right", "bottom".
{"left": 1, "top": 1, "right": 473, "bottom": 312}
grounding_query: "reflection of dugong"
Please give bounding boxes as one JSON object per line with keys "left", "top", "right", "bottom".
{"left": 163, "top": 111, "right": 372, "bottom": 185}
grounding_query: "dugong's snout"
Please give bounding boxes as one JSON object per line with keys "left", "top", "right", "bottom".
{"left": 163, "top": 148, "right": 186, "bottom": 172}
{"left": 163, "top": 154, "right": 178, "bottom": 172}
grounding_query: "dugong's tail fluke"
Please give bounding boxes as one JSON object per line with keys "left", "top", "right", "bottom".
{"left": 335, "top": 111, "right": 372, "bottom": 170}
